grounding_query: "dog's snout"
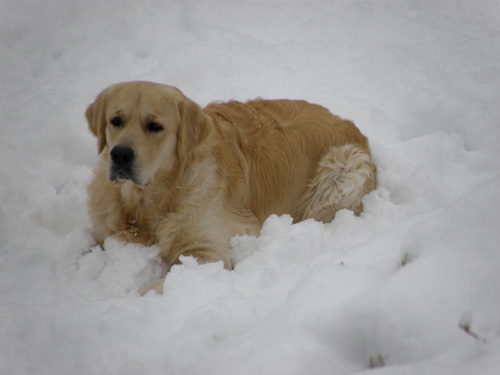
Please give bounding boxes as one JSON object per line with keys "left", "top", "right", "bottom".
{"left": 110, "top": 145, "right": 135, "bottom": 166}
{"left": 108, "top": 144, "right": 139, "bottom": 184}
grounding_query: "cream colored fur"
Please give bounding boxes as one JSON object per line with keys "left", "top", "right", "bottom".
{"left": 85, "top": 81, "right": 376, "bottom": 294}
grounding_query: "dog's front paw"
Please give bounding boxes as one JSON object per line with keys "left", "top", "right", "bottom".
{"left": 113, "top": 226, "right": 139, "bottom": 242}
{"left": 140, "top": 278, "right": 165, "bottom": 295}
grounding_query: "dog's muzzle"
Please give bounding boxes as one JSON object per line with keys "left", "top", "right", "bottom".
{"left": 109, "top": 145, "right": 136, "bottom": 183}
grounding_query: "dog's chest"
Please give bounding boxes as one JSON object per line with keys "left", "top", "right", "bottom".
{"left": 114, "top": 213, "right": 156, "bottom": 246}
{"left": 113, "top": 184, "right": 162, "bottom": 246}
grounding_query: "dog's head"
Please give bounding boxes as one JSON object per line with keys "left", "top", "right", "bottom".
{"left": 86, "top": 81, "right": 209, "bottom": 186}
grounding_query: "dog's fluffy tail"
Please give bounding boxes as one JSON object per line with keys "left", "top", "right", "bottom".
{"left": 299, "top": 144, "right": 376, "bottom": 223}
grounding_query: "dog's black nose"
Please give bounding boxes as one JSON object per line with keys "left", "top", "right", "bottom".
{"left": 110, "top": 145, "right": 135, "bottom": 166}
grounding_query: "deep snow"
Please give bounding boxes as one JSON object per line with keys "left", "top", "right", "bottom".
{"left": 1, "top": 0, "right": 500, "bottom": 374}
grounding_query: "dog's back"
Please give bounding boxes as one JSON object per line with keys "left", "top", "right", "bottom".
{"left": 203, "top": 99, "right": 376, "bottom": 224}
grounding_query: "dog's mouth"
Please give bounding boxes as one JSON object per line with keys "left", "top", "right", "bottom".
{"left": 109, "top": 166, "right": 145, "bottom": 186}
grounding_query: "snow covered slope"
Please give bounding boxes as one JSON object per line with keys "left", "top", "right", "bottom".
{"left": 1, "top": 1, "right": 500, "bottom": 374}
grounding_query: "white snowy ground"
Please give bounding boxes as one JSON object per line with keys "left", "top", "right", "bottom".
{"left": 1, "top": 1, "right": 500, "bottom": 374}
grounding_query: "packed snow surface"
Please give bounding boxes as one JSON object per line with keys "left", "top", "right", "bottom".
{"left": 1, "top": 1, "right": 500, "bottom": 374}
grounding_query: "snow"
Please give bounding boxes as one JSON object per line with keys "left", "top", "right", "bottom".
{"left": 1, "top": 0, "right": 500, "bottom": 374}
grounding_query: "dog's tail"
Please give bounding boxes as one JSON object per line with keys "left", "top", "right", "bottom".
{"left": 299, "top": 144, "right": 376, "bottom": 223}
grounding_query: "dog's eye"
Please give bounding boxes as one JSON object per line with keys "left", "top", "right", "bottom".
{"left": 110, "top": 116, "right": 122, "bottom": 127}
{"left": 146, "top": 122, "right": 164, "bottom": 133}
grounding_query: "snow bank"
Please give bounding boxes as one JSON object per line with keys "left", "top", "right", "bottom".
{"left": 1, "top": 0, "right": 500, "bottom": 374}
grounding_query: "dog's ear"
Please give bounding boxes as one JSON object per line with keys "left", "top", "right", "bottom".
{"left": 176, "top": 98, "right": 212, "bottom": 164}
{"left": 85, "top": 92, "right": 107, "bottom": 155}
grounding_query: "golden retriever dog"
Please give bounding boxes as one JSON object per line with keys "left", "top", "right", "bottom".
{"left": 85, "top": 81, "right": 376, "bottom": 294}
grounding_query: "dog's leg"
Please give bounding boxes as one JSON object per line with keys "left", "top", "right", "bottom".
{"left": 299, "top": 144, "right": 376, "bottom": 223}
{"left": 141, "top": 278, "right": 166, "bottom": 295}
